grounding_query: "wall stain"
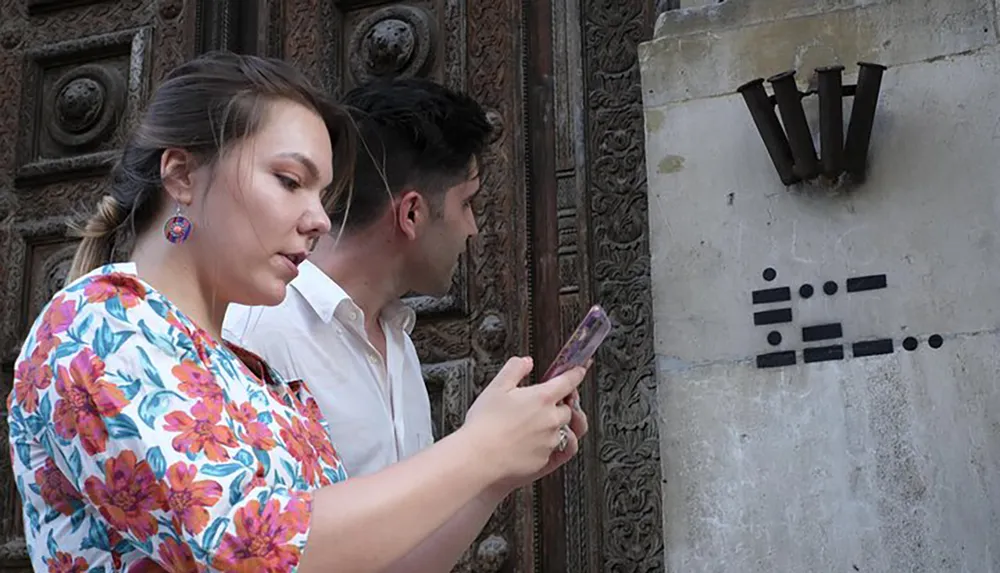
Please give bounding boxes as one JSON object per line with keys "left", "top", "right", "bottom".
{"left": 658, "top": 154, "right": 685, "bottom": 174}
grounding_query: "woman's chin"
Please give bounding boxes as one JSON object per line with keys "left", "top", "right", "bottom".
{"left": 235, "top": 280, "right": 287, "bottom": 308}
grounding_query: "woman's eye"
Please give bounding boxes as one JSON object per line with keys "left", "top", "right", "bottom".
{"left": 276, "top": 174, "right": 300, "bottom": 190}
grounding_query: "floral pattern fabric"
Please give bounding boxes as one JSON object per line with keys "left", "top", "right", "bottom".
{"left": 7, "top": 263, "right": 347, "bottom": 572}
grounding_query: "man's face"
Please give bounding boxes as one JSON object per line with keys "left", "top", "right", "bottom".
{"left": 409, "top": 167, "right": 480, "bottom": 297}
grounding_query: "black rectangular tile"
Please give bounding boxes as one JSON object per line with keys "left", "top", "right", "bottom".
{"left": 846, "top": 274, "right": 887, "bottom": 292}
{"left": 756, "top": 351, "right": 796, "bottom": 368}
{"left": 853, "top": 339, "right": 894, "bottom": 357}
{"left": 802, "top": 323, "right": 843, "bottom": 342}
{"left": 754, "top": 308, "right": 792, "bottom": 326}
{"left": 752, "top": 287, "right": 791, "bottom": 304}
{"left": 803, "top": 345, "right": 844, "bottom": 363}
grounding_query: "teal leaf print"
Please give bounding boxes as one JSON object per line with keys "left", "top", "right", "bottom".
{"left": 325, "top": 466, "right": 347, "bottom": 483}
{"left": 105, "top": 414, "right": 141, "bottom": 440}
{"left": 203, "top": 517, "right": 229, "bottom": 551}
{"left": 105, "top": 296, "right": 128, "bottom": 322}
{"left": 117, "top": 373, "right": 142, "bottom": 401}
{"left": 281, "top": 459, "right": 301, "bottom": 488}
{"left": 70, "top": 509, "right": 86, "bottom": 532}
{"left": 137, "top": 390, "right": 182, "bottom": 429}
{"left": 92, "top": 320, "right": 115, "bottom": 359}
{"left": 71, "top": 312, "right": 94, "bottom": 339}
{"left": 136, "top": 346, "right": 166, "bottom": 389}
{"left": 132, "top": 535, "right": 154, "bottom": 556}
{"left": 62, "top": 278, "right": 87, "bottom": 294}
{"left": 25, "top": 501, "right": 40, "bottom": 531}
{"left": 8, "top": 405, "right": 25, "bottom": 434}
{"left": 200, "top": 463, "right": 244, "bottom": 477}
{"left": 110, "top": 331, "right": 134, "bottom": 354}
{"left": 87, "top": 567, "right": 106, "bottom": 573}
{"left": 146, "top": 446, "right": 167, "bottom": 480}
{"left": 229, "top": 472, "right": 247, "bottom": 506}
{"left": 147, "top": 298, "right": 170, "bottom": 319}
{"left": 257, "top": 411, "right": 274, "bottom": 425}
{"left": 46, "top": 529, "right": 58, "bottom": 557}
{"left": 28, "top": 483, "right": 41, "bottom": 495}
{"left": 138, "top": 320, "right": 176, "bottom": 358}
{"left": 68, "top": 449, "right": 83, "bottom": 481}
{"left": 37, "top": 393, "right": 52, "bottom": 424}
{"left": 81, "top": 516, "right": 111, "bottom": 551}
{"left": 234, "top": 449, "right": 254, "bottom": 468}
{"left": 52, "top": 341, "right": 82, "bottom": 360}
{"left": 15, "top": 443, "right": 31, "bottom": 467}
{"left": 39, "top": 432, "right": 55, "bottom": 460}
{"left": 26, "top": 412, "right": 45, "bottom": 436}
{"left": 190, "top": 541, "right": 209, "bottom": 563}
{"left": 254, "top": 449, "right": 270, "bottom": 475}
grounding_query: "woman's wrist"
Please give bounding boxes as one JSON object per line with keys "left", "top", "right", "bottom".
{"left": 440, "top": 425, "right": 507, "bottom": 493}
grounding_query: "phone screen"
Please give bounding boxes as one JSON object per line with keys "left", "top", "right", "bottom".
{"left": 540, "top": 304, "right": 613, "bottom": 382}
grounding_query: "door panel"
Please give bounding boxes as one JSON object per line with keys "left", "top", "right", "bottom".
{"left": 282, "top": 1, "right": 531, "bottom": 570}
{"left": 0, "top": 0, "right": 198, "bottom": 569}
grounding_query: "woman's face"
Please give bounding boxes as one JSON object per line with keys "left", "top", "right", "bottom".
{"left": 184, "top": 98, "right": 334, "bottom": 307}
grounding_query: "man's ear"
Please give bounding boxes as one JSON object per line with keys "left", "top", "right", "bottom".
{"left": 396, "top": 189, "right": 426, "bottom": 241}
{"left": 160, "top": 148, "right": 200, "bottom": 207}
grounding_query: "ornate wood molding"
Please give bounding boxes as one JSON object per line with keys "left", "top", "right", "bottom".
{"left": 581, "top": 1, "right": 665, "bottom": 571}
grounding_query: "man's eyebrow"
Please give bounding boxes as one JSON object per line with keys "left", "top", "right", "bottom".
{"left": 276, "top": 152, "right": 320, "bottom": 180}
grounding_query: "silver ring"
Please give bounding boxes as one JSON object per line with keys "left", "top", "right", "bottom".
{"left": 556, "top": 425, "right": 569, "bottom": 453}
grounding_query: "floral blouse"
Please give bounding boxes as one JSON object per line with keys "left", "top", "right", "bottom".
{"left": 8, "top": 263, "right": 347, "bottom": 572}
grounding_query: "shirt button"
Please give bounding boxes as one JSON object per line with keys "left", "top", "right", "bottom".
{"left": 367, "top": 352, "right": 378, "bottom": 364}
{"left": 349, "top": 311, "right": 358, "bottom": 322}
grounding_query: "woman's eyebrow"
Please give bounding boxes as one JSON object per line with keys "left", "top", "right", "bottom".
{"left": 276, "top": 152, "right": 320, "bottom": 180}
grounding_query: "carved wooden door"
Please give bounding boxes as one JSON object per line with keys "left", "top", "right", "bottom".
{"left": 0, "top": 0, "right": 666, "bottom": 571}
{"left": 0, "top": 1, "right": 202, "bottom": 569}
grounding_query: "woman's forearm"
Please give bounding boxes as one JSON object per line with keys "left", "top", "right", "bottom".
{"left": 297, "top": 430, "right": 496, "bottom": 573}
{"left": 383, "top": 487, "right": 508, "bottom": 573}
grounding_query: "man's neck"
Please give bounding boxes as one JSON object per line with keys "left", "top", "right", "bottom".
{"left": 309, "top": 233, "right": 405, "bottom": 329}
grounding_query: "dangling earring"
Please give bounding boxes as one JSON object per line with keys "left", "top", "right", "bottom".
{"left": 164, "top": 205, "right": 192, "bottom": 244}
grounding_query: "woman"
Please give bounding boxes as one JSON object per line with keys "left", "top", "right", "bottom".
{"left": 8, "top": 52, "right": 588, "bottom": 572}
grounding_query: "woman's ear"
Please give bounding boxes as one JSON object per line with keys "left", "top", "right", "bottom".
{"left": 160, "top": 148, "right": 199, "bottom": 207}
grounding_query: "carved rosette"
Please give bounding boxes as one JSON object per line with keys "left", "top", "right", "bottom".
{"left": 158, "top": 0, "right": 184, "bottom": 20}
{"left": 349, "top": 5, "right": 437, "bottom": 83}
{"left": 46, "top": 64, "right": 126, "bottom": 151}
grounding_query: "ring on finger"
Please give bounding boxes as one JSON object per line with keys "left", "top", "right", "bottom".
{"left": 556, "top": 424, "right": 570, "bottom": 453}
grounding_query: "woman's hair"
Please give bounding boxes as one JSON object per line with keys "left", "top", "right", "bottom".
{"left": 67, "top": 51, "right": 355, "bottom": 281}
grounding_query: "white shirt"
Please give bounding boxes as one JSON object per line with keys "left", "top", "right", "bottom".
{"left": 222, "top": 260, "right": 434, "bottom": 477}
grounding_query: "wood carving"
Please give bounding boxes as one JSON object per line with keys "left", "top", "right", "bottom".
{"left": 0, "top": 2, "right": 194, "bottom": 569}
{"left": 581, "top": 2, "right": 665, "bottom": 572}
{"left": 466, "top": 0, "right": 528, "bottom": 570}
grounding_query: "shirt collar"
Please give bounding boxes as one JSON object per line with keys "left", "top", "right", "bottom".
{"left": 290, "top": 259, "right": 417, "bottom": 334}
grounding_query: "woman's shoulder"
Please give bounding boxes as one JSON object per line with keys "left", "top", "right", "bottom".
{"left": 19, "top": 263, "right": 205, "bottom": 367}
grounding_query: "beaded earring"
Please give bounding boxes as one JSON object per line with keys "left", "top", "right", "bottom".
{"left": 163, "top": 205, "right": 192, "bottom": 244}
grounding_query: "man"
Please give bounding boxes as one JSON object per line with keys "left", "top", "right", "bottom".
{"left": 223, "top": 77, "right": 495, "bottom": 569}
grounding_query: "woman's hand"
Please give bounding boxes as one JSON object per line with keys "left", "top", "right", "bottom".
{"left": 460, "top": 357, "right": 590, "bottom": 493}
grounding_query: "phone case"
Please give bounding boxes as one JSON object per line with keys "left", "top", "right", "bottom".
{"left": 541, "top": 304, "right": 613, "bottom": 381}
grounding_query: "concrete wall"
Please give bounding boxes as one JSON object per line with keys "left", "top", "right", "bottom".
{"left": 639, "top": 1, "right": 1000, "bottom": 571}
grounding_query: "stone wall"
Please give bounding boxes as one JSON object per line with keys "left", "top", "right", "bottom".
{"left": 639, "top": 0, "right": 1000, "bottom": 571}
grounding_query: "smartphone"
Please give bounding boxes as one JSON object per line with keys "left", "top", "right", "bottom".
{"left": 540, "top": 304, "right": 613, "bottom": 382}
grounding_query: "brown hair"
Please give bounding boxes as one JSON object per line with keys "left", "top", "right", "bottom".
{"left": 67, "top": 51, "right": 355, "bottom": 281}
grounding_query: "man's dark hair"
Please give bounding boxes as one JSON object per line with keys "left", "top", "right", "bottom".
{"left": 332, "top": 77, "right": 492, "bottom": 231}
